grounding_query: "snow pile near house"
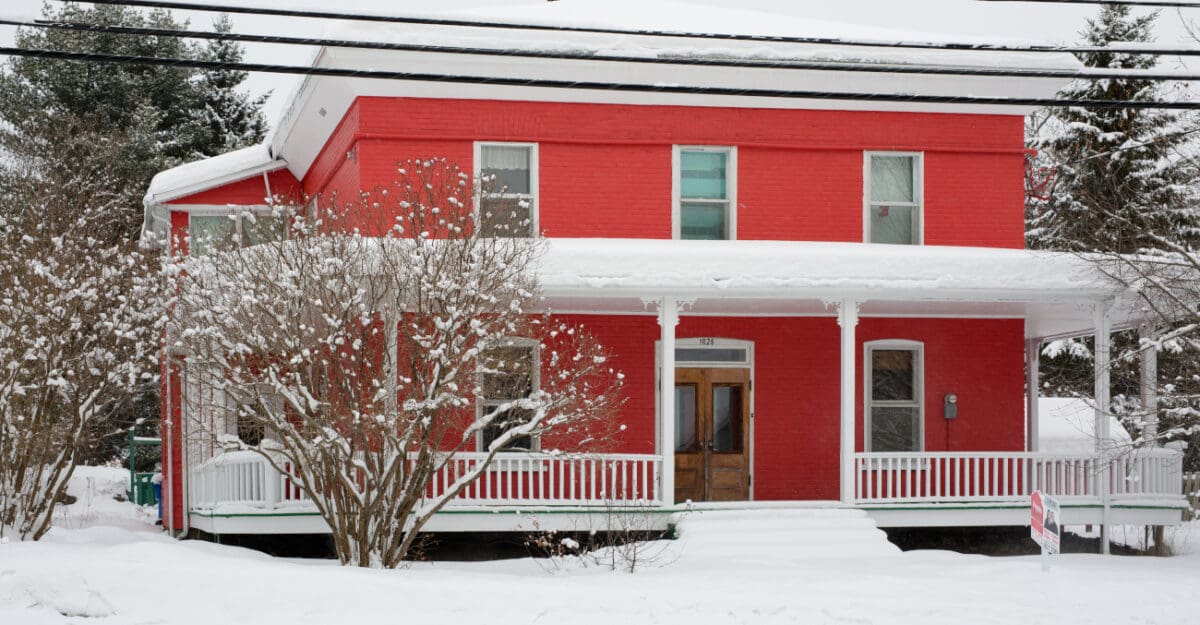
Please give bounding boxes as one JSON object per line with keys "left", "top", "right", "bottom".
{"left": 51, "top": 465, "right": 158, "bottom": 534}
{"left": 1038, "top": 397, "right": 1133, "bottom": 454}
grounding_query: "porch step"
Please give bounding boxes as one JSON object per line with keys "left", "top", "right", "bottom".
{"left": 672, "top": 508, "right": 900, "bottom": 564}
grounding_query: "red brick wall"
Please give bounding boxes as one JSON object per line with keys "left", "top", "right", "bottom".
{"left": 573, "top": 314, "right": 1025, "bottom": 501}
{"left": 308, "top": 97, "right": 1026, "bottom": 248}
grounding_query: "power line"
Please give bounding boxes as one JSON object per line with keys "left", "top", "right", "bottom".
{"left": 58, "top": 0, "right": 1200, "bottom": 57}
{"left": 1, "top": 44, "right": 1198, "bottom": 109}
{"left": 9, "top": 16, "right": 1200, "bottom": 82}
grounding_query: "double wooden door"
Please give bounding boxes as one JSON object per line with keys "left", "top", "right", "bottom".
{"left": 674, "top": 368, "right": 750, "bottom": 503}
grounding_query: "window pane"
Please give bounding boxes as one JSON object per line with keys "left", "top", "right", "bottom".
{"left": 680, "top": 151, "right": 727, "bottom": 199}
{"left": 872, "top": 350, "right": 914, "bottom": 401}
{"left": 482, "top": 407, "right": 533, "bottom": 451}
{"left": 482, "top": 346, "right": 535, "bottom": 400}
{"left": 870, "top": 156, "right": 914, "bottom": 203}
{"left": 481, "top": 146, "right": 531, "bottom": 194}
{"left": 675, "top": 348, "right": 748, "bottom": 363}
{"left": 869, "top": 204, "right": 916, "bottom": 245}
{"left": 871, "top": 406, "right": 921, "bottom": 452}
{"left": 681, "top": 202, "right": 727, "bottom": 240}
{"left": 189, "top": 215, "right": 235, "bottom": 256}
{"left": 480, "top": 196, "right": 533, "bottom": 237}
{"left": 712, "top": 385, "right": 743, "bottom": 453}
{"left": 242, "top": 214, "right": 284, "bottom": 246}
{"left": 675, "top": 385, "right": 698, "bottom": 453}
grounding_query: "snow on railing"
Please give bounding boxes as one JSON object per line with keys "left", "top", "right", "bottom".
{"left": 854, "top": 449, "right": 1184, "bottom": 504}
{"left": 189, "top": 451, "right": 662, "bottom": 512}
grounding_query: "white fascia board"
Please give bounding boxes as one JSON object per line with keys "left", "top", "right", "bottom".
{"left": 271, "top": 46, "right": 1067, "bottom": 181}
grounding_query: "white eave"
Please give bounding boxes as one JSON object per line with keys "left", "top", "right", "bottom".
{"left": 141, "top": 144, "right": 289, "bottom": 242}
{"left": 535, "top": 238, "right": 1141, "bottom": 340}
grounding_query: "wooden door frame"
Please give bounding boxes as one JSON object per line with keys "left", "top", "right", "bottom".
{"left": 656, "top": 337, "right": 755, "bottom": 500}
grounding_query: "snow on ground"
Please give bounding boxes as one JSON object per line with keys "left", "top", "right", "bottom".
{"left": 1038, "top": 397, "right": 1133, "bottom": 454}
{"left": 2, "top": 468, "right": 1198, "bottom": 624}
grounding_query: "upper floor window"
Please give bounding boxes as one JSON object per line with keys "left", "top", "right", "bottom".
{"left": 864, "top": 340, "right": 924, "bottom": 452}
{"left": 476, "top": 143, "right": 537, "bottom": 237}
{"left": 675, "top": 146, "right": 736, "bottom": 240}
{"left": 478, "top": 341, "right": 539, "bottom": 452}
{"left": 189, "top": 210, "right": 285, "bottom": 256}
{"left": 865, "top": 153, "right": 922, "bottom": 245}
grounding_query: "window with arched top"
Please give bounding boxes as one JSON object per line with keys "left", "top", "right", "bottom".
{"left": 864, "top": 340, "right": 924, "bottom": 452}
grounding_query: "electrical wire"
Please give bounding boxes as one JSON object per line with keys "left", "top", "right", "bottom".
{"left": 6, "top": 16, "right": 1200, "bottom": 82}
{"left": 980, "top": 0, "right": 1200, "bottom": 8}
{"left": 2, "top": 44, "right": 1197, "bottom": 109}
{"left": 59, "top": 0, "right": 1200, "bottom": 57}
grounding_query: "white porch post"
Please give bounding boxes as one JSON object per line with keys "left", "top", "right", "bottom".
{"left": 1026, "top": 338, "right": 1041, "bottom": 452}
{"left": 1139, "top": 323, "right": 1159, "bottom": 442}
{"left": 838, "top": 298, "right": 860, "bottom": 504}
{"left": 1094, "top": 302, "right": 1113, "bottom": 555}
{"left": 658, "top": 296, "right": 679, "bottom": 507}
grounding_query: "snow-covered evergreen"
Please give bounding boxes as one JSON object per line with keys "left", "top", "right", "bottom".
{"left": 1027, "top": 6, "right": 1198, "bottom": 254}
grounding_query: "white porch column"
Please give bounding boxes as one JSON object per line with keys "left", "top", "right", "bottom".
{"left": 1094, "top": 302, "right": 1113, "bottom": 555}
{"left": 1026, "top": 338, "right": 1041, "bottom": 452}
{"left": 838, "top": 298, "right": 860, "bottom": 504}
{"left": 1139, "top": 323, "right": 1160, "bottom": 442}
{"left": 658, "top": 296, "right": 679, "bottom": 507}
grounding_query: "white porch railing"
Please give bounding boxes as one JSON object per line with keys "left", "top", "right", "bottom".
{"left": 189, "top": 450, "right": 663, "bottom": 512}
{"left": 854, "top": 449, "right": 1185, "bottom": 504}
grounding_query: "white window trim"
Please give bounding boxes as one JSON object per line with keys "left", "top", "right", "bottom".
{"left": 474, "top": 141, "right": 539, "bottom": 237}
{"left": 863, "top": 339, "right": 925, "bottom": 453}
{"left": 475, "top": 338, "right": 541, "bottom": 453}
{"left": 672, "top": 145, "right": 738, "bottom": 241}
{"left": 863, "top": 151, "right": 924, "bottom": 245}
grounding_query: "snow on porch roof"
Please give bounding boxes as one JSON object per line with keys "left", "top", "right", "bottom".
{"left": 144, "top": 144, "right": 285, "bottom": 205}
{"left": 537, "top": 238, "right": 1121, "bottom": 302}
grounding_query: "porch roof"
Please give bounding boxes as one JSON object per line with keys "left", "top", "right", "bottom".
{"left": 537, "top": 238, "right": 1141, "bottom": 339}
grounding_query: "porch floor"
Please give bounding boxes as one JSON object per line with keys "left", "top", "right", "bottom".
{"left": 187, "top": 498, "right": 1187, "bottom": 535}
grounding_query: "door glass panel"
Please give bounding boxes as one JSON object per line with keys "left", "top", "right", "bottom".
{"left": 870, "top": 406, "right": 921, "bottom": 452}
{"left": 674, "top": 384, "right": 698, "bottom": 453}
{"left": 675, "top": 348, "right": 748, "bottom": 364}
{"left": 711, "top": 385, "right": 742, "bottom": 453}
{"left": 872, "top": 350, "right": 914, "bottom": 401}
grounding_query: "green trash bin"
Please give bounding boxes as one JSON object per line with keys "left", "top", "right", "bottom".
{"left": 132, "top": 472, "right": 158, "bottom": 506}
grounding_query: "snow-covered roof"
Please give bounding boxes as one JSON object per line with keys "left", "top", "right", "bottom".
{"left": 142, "top": 144, "right": 288, "bottom": 242}
{"left": 145, "top": 144, "right": 284, "bottom": 205}
{"left": 537, "top": 238, "right": 1117, "bottom": 300}
{"left": 324, "top": 0, "right": 1080, "bottom": 71}
{"left": 1038, "top": 397, "right": 1133, "bottom": 454}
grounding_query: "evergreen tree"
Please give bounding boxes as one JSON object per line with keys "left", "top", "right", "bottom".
{"left": 0, "top": 3, "right": 267, "bottom": 241}
{"left": 1027, "top": 6, "right": 1197, "bottom": 254}
{"left": 1027, "top": 7, "right": 1200, "bottom": 470}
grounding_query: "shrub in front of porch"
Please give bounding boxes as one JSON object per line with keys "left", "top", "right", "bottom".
{"left": 170, "top": 159, "right": 624, "bottom": 568}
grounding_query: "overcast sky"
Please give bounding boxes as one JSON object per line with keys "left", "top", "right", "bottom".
{"left": 2, "top": 0, "right": 1198, "bottom": 126}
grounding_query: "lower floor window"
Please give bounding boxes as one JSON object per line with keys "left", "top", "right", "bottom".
{"left": 866, "top": 342, "right": 923, "bottom": 452}
{"left": 478, "top": 343, "right": 538, "bottom": 452}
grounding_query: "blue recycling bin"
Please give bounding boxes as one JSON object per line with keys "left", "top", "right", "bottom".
{"left": 152, "top": 482, "right": 162, "bottom": 520}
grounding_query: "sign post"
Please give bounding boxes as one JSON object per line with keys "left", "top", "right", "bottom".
{"left": 1031, "top": 490, "right": 1062, "bottom": 571}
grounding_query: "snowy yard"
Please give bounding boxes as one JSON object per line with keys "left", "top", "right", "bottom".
{"left": 2, "top": 467, "right": 1198, "bottom": 625}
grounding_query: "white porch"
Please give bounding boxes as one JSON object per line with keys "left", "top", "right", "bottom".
{"left": 177, "top": 240, "right": 1188, "bottom": 537}
{"left": 186, "top": 447, "right": 1185, "bottom": 534}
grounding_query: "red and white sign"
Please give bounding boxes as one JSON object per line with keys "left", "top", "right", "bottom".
{"left": 1031, "top": 490, "right": 1062, "bottom": 554}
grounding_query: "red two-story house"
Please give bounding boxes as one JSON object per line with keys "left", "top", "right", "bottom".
{"left": 144, "top": 4, "right": 1186, "bottom": 537}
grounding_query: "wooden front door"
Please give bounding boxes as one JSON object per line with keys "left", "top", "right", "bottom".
{"left": 674, "top": 368, "right": 751, "bottom": 503}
